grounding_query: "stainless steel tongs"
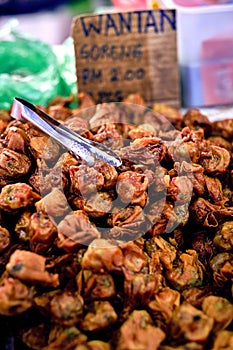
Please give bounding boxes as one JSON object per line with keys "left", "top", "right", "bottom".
{"left": 11, "top": 97, "right": 122, "bottom": 167}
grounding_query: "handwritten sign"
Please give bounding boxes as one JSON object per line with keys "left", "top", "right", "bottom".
{"left": 72, "top": 10, "right": 180, "bottom": 107}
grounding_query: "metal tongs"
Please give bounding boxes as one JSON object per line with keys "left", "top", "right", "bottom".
{"left": 11, "top": 97, "right": 122, "bottom": 167}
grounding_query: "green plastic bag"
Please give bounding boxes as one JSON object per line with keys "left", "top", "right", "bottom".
{"left": 53, "top": 36, "right": 78, "bottom": 105}
{"left": 0, "top": 30, "right": 75, "bottom": 110}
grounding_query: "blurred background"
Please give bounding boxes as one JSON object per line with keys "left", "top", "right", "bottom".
{"left": 0, "top": 1, "right": 116, "bottom": 44}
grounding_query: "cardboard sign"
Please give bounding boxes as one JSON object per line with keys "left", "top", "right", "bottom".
{"left": 72, "top": 10, "right": 180, "bottom": 107}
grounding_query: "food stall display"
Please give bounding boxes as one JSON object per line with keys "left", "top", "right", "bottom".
{"left": 0, "top": 3, "right": 232, "bottom": 349}
{"left": 0, "top": 93, "right": 232, "bottom": 349}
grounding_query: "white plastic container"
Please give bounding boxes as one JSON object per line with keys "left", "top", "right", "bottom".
{"left": 162, "top": 1, "right": 233, "bottom": 107}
